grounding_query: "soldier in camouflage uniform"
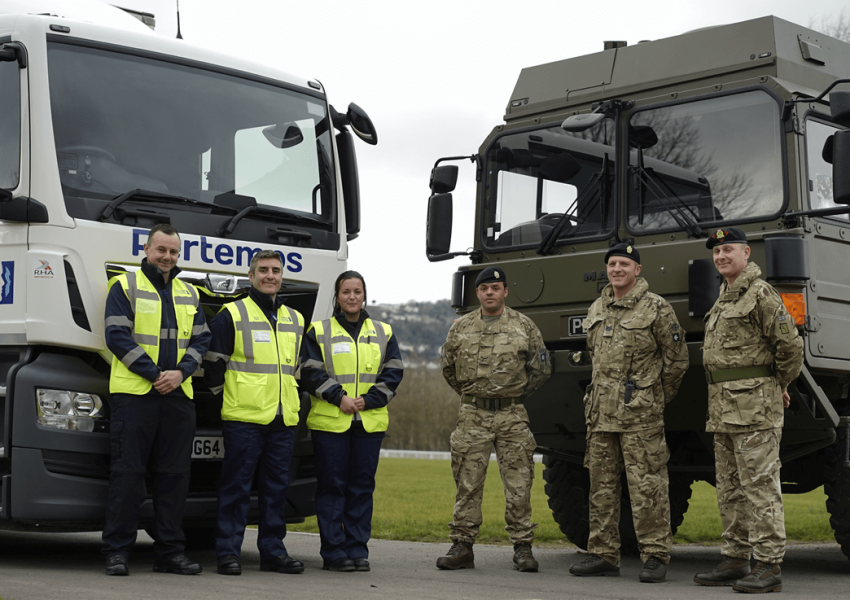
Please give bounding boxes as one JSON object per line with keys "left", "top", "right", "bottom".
{"left": 435, "top": 266, "right": 551, "bottom": 572}
{"left": 694, "top": 228, "right": 803, "bottom": 594}
{"left": 569, "top": 243, "right": 688, "bottom": 583}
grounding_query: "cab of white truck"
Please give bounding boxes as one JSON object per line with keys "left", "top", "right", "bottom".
{"left": 0, "top": 2, "right": 376, "bottom": 538}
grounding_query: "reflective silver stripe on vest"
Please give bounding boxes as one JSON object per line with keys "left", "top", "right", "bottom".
{"left": 278, "top": 305, "right": 304, "bottom": 366}
{"left": 174, "top": 295, "right": 196, "bottom": 306}
{"left": 336, "top": 374, "right": 357, "bottom": 384}
{"left": 280, "top": 364, "right": 297, "bottom": 376}
{"left": 374, "top": 381, "right": 396, "bottom": 403}
{"left": 303, "top": 358, "right": 325, "bottom": 370}
{"left": 316, "top": 376, "right": 342, "bottom": 397}
{"left": 161, "top": 328, "right": 178, "bottom": 340}
{"left": 120, "top": 345, "right": 146, "bottom": 369}
{"left": 330, "top": 335, "right": 351, "bottom": 344}
{"left": 105, "top": 315, "right": 134, "bottom": 329}
{"left": 233, "top": 301, "right": 271, "bottom": 361}
{"left": 193, "top": 323, "right": 209, "bottom": 336}
{"left": 133, "top": 332, "right": 158, "bottom": 346}
{"left": 178, "top": 338, "right": 191, "bottom": 349}
{"left": 205, "top": 350, "right": 231, "bottom": 363}
{"left": 226, "top": 361, "right": 278, "bottom": 374}
{"left": 185, "top": 347, "right": 203, "bottom": 364}
{"left": 372, "top": 322, "right": 389, "bottom": 372}
{"left": 319, "top": 319, "right": 336, "bottom": 378}
{"left": 359, "top": 374, "right": 377, "bottom": 384}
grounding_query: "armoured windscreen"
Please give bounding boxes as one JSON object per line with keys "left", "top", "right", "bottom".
{"left": 805, "top": 118, "right": 849, "bottom": 221}
{"left": 483, "top": 117, "right": 617, "bottom": 249}
{"left": 47, "top": 42, "right": 335, "bottom": 228}
{"left": 626, "top": 91, "right": 784, "bottom": 233}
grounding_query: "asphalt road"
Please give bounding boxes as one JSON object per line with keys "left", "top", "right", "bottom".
{"left": 0, "top": 529, "right": 847, "bottom": 600}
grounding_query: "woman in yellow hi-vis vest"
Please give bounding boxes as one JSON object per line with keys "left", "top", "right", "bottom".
{"left": 300, "top": 271, "right": 404, "bottom": 572}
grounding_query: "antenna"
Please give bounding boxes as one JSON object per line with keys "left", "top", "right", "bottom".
{"left": 176, "top": 0, "right": 183, "bottom": 39}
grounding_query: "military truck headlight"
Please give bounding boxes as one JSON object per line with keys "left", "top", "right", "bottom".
{"left": 37, "top": 389, "right": 104, "bottom": 431}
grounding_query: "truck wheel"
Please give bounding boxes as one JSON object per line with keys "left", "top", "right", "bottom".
{"left": 542, "top": 456, "right": 692, "bottom": 554}
{"left": 825, "top": 425, "right": 850, "bottom": 560}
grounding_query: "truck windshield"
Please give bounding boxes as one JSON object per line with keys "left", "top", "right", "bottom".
{"left": 483, "top": 118, "right": 617, "bottom": 249}
{"left": 805, "top": 118, "right": 849, "bottom": 221}
{"left": 47, "top": 42, "right": 335, "bottom": 229}
{"left": 626, "top": 90, "right": 784, "bottom": 234}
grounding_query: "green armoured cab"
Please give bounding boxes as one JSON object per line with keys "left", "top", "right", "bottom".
{"left": 425, "top": 16, "right": 850, "bottom": 559}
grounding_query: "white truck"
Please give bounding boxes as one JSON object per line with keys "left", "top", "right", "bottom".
{"left": 0, "top": 1, "right": 376, "bottom": 542}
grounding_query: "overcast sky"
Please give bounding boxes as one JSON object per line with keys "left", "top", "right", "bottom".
{"left": 106, "top": 0, "right": 847, "bottom": 304}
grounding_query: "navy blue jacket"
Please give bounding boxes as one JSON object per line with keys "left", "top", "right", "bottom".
{"left": 299, "top": 308, "right": 404, "bottom": 409}
{"left": 104, "top": 259, "right": 211, "bottom": 398}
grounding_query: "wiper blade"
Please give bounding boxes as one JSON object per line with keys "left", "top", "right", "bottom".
{"left": 100, "top": 189, "right": 198, "bottom": 221}
{"left": 216, "top": 205, "right": 326, "bottom": 238}
{"left": 629, "top": 165, "right": 706, "bottom": 238}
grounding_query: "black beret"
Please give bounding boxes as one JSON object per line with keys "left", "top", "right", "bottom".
{"left": 604, "top": 243, "right": 640, "bottom": 265}
{"left": 475, "top": 266, "right": 507, "bottom": 287}
{"left": 705, "top": 227, "right": 747, "bottom": 249}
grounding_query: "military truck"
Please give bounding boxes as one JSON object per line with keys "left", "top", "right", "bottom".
{"left": 425, "top": 15, "right": 850, "bottom": 559}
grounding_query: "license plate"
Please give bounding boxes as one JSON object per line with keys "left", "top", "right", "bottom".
{"left": 192, "top": 436, "right": 224, "bottom": 459}
{"left": 568, "top": 315, "right": 588, "bottom": 337}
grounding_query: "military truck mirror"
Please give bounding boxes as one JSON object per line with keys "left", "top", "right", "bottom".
{"left": 822, "top": 135, "right": 834, "bottom": 164}
{"left": 831, "top": 130, "right": 850, "bottom": 204}
{"left": 629, "top": 125, "right": 659, "bottom": 150}
{"left": 346, "top": 102, "right": 378, "bottom": 146}
{"left": 426, "top": 192, "right": 453, "bottom": 258}
{"left": 561, "top": 112, "right": 605, "bottom": 132}
{"left": 830, "top": 90, "right": 850, "bottom": 126}
{"left": 430, "top": 165, "right": 458, "bottom": 194}
{"left": 538, "top": 153, "right": 581, "bottom": 184}
{"left": 262, "top": 122, "right": 303, "bottom": 148}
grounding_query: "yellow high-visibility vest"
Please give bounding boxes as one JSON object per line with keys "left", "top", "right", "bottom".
{"left": 109, "top": 270, "right": 199, "bottom": 398}
{"left": 221, "top": 297, "right": 304, "bottom": 426}
{"left": 306, "top": 317, "right": 392, "bottom": 433}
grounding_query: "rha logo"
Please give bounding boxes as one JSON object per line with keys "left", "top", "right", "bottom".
{"left": 0, "top": 261, "right": 13, "bottom": 305}
{"left": 34, "top": 259, "right": 54, "bottom": 279}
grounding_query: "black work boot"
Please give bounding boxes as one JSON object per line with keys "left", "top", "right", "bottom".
{"left": 694, "top": 556, "right": 752, "bottom": 586}
{"left": 569, "top": 554, "right": 620, "bottom": 577}
{"left": 732, "top": 561, "right": 782, "bottom": 593}
{"left": 639, "top": 556, "right": 667, "bottom": 583}
{"left": 512, "top": 543, "right": 539, "bottom": 572}
{"left": 436, "top": 541, "right": 474, "bottom": 570}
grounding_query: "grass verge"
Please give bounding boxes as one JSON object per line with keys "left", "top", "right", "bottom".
{"left": 290, "top": 458, "right": 835, "bottom": 547}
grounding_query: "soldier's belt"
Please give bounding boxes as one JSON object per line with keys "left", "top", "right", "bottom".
{"left": 705, "top": 365, "right": 774, "bottom": 384}
{"left": 461, "top": 395, "right": 522, "bottom": 410}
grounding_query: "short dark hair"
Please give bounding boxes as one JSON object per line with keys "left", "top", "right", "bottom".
{"left": 146, "top": 224, "right": 180, "bottom": 245}
{"left": 249, "top": 249, "right": 283, "bottom": 275}
{"left": 334, "top": 270, "right": 366, "bottom": 310}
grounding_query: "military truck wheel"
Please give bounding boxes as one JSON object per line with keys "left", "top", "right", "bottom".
{"left": 542, "top": 456, "right": 692, "bottom": 554}
{"left": 825, "top": 424, "right": 850, "bottom": 560}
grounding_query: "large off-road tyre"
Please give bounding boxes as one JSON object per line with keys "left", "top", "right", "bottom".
{"left": 825, "top": 423, "right": 850, "bottom": 560}
{"left": 542, "top": 456, "right": 693, "bottom": 554}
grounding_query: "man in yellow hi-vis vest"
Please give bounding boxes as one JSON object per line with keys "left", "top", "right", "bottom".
{"left": 102, "top": 224, "right": 210, "bottom": 577}
{"left": 204, "top": 250, "right": 306, "bottom": 576}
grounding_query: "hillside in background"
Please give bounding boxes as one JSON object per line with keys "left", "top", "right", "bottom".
{"left": 368, "top": 299, "right": 458, "bottom": 367}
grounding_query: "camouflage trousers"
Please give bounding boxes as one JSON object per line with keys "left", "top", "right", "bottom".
{"left": 714, "top": 428, "right": 785, "bottom": 564}
{"left": 448, "top": 402, "right": 537, "bottom": 545}
{"left": 585, "top": 427, "right": 671, "bottom": 566}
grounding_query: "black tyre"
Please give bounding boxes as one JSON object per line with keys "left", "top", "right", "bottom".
{"left": 542, "top": 456, "right": 693, "bottom": 554}
{"left": 825, "top": 423, "right": 850, "bottom": 560}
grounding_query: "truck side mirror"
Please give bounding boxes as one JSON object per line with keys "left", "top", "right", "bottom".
{"left": 335, "top": 130, "right": 360, "bottom": 239}
{"left": 430, "top": 165, "right": 458, "bottom": 193}
{"left": 823, "top": 130, "right": 850, "bottom": 205}
{"left": 426, "top": 192, "right": 453, "bottom": 260}
{"left": 346, "top": 103, "right": 378, "bottom": 146}
{"left": 830, "top": 90, "right": 850, "bottom": 126}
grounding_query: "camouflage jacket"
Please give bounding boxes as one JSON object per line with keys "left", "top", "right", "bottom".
{"left": 583, "top": 278, "right": 689, "bottom": 432}
{"left": 703, "top": 262, "right": 803, "bottom": 433}
{"left": 441, "top": 306, "right": 551, "bottom": 399}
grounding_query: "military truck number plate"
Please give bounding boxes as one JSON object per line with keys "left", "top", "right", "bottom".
{"left": 192, "top": 436, "right": 224, "bottom": 459}
{"left": 568, "top": 315, "right": 587, "bottom": 337}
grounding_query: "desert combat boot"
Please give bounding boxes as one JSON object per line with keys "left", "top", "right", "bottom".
{"left": 732, "top": 561, "right": 782, "bottom": 593}
{"left": 569, "top": 554, "right": 620, "bottom": 577}
{"left": 694, "top": 556, "right": 752, "bottom": 586}
{"left": 512, "top": 543, "right": 538, "bottom": 572}
{"left": 436, "top": 542, "right": 474, "bottom": 570}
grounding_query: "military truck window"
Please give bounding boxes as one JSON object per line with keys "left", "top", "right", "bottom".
{"left": 483, "top": 118, "right": 616, "bottom": 248}
{"left": 805, "top": 119, "right": 848, "bottom": 221}
{"left": 626, "top": 91, "right": 784, "bottom": 234}
{"left": 0, "top": 59, "right": 20, "bottom": 190}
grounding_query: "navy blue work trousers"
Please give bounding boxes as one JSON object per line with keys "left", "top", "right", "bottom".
{"left": 215, "top": 416, "right": 295, "bottom": 560}
{"left": 102, "top": 393, "right": 196, "bottom": 558}
{"left": 311, "top": 421, "right": 384, "bottom": 562}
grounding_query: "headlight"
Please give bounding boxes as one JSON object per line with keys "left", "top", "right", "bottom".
{"left": 37, "top": 389, "right": 104, "bottom": 432}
